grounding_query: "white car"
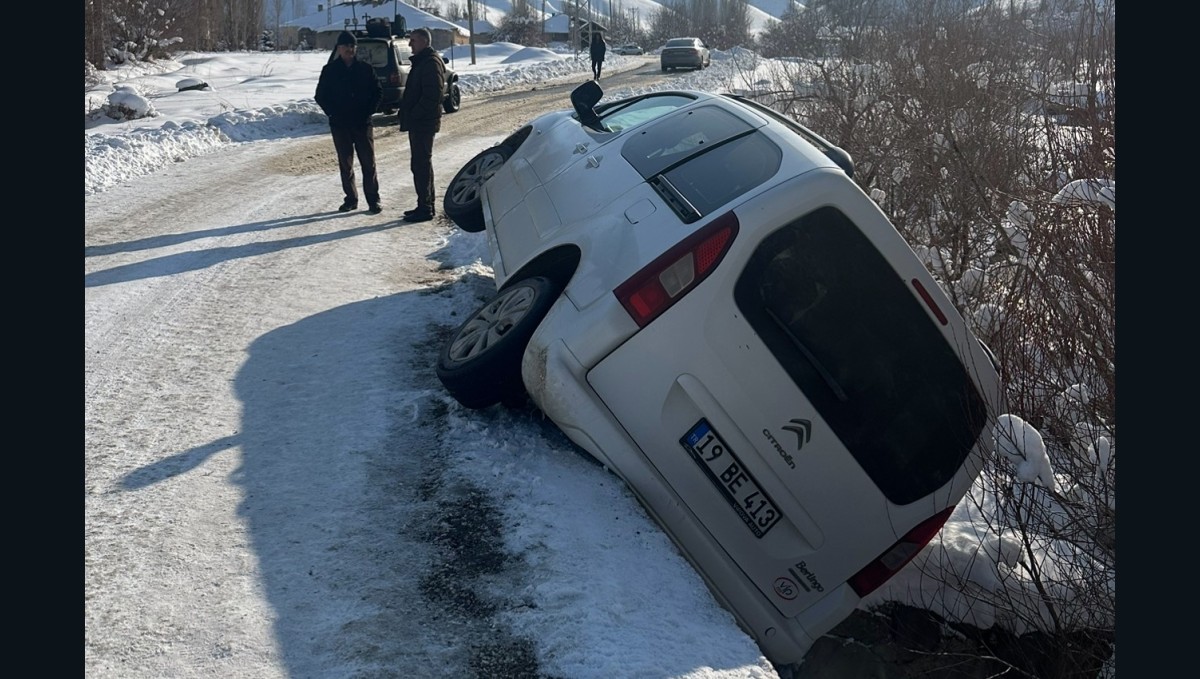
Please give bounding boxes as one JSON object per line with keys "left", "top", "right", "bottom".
{"left": 437, "top": 83, "right": 1004, "bottom": 671}
{"left": 613, "top": 43, "right": 644, "bottom": 55}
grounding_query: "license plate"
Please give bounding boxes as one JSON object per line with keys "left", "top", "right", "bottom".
{"left": 681, "top": 419, "right": 781, "bottom": 538}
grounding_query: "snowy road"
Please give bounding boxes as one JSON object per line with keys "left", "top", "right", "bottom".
{"left": 85, "top": 62, "right": 780, "bottom": 679}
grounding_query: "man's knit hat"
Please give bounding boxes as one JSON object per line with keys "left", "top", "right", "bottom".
{"left": 336, "top": 31, "right": 357, "bottom": 47}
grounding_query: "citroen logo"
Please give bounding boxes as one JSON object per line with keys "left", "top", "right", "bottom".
{"left": 782, "top": 419, "right": 812, "bottom": 450}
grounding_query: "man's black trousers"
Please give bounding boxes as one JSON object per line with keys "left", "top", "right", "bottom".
{"left": 332, "top": 124, "right": 380, "bottom": 205}
{"left": 408, "top": 130, "right": 437, "bottom": 213}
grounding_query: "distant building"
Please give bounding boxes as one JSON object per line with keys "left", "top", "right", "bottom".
{"left": 285, "top": 1, "right": 471, "bottom": 50}
{"left": 542, "top": 13, "right": 606, "bottom": 49}
{"left": 449, "top": 18, "right": 497, "bottom": 45}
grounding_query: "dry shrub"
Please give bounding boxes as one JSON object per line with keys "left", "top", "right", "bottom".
{"left": 758, "top": 2, "right": 1115, "bottom": 676}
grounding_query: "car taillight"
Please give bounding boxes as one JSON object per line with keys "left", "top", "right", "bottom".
{"left": 910, "top": 278, "right": 948, "bottom": 325}
{"left": 614, "top": 211, "right": 739, "bottom": 328}
{"left": 388, "top": 69, "right": 401, "bottom": 86}
{"left": 848, "top": 505, "right": 955, "bottom": 598}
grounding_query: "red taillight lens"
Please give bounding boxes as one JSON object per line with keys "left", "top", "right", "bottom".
{"left": 614, "top": 211, "right": 739, "bottom": 328}
{"left": 848, "top": 505, "right": 955, "bottom": 597}
{"left": 911, "top": 278, "right": 948, "bottom": 325}
{"left": 388, "top": 70, "right": 401, "bottom": 86}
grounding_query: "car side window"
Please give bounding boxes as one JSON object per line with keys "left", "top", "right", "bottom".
{"left": 622, "top": 105, "right": 779, "bottom": 221}
{"left": 622, "top": 105, "right": 758, "bottom": 178}
{"left": 595, "top": 94, "right": 695, "bottom": 133}
{"left": 660, "top": 132, "right": 781, "bottom": 217}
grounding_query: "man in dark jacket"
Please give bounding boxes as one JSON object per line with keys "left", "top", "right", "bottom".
{"left": 397, "top": 27, "right": 446, "bottom": 223}
{"left": 314, "top": 30, "right": 383, "bottom": 213}
{"left": 589, "top": 32, "right": 606, "bottom": 80}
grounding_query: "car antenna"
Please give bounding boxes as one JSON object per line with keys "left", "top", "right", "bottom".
{"left": 343, "top": 1, "right": 361, "bottom": 35}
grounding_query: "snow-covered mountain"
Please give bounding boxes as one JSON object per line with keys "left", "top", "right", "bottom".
{"left": 276, "top": 0, "right": 805, "bottom": 37}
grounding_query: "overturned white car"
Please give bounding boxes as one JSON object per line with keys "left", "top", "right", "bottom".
{"left": 436, "top": 82, "right": 1004, "bottom": 671}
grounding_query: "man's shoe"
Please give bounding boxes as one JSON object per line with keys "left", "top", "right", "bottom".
{"left": 338, "top": 199, "right": 358, "bottom": 212}
{"left": 403, "top": 210, "right": 434, "bottom": 223}
{"left": 368, "top": 203, "right": 383, "bottom": 214}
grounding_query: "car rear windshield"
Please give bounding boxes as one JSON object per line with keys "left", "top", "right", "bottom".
{"left": 665, "top": 39, "right": 696, "bottom": 48}
{"left": 355, "top": 41, "right": 392, "bottom": 68}
{"left": 733, "top": 206, "right": 989, "bottom": 505}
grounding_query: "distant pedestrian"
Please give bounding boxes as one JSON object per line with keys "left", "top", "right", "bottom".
{"left": 398, "top": 27, "right": 446, "bottom": 223}
{"left": 589, "top": 32, "right": 607, "bottom": 80}
{"left": 314, "top": 30, "right": 383, "bottom": 213}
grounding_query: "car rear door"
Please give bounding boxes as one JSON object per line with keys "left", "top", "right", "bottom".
{"left": 585, "top": 168, "right": 996, "bottom": 617}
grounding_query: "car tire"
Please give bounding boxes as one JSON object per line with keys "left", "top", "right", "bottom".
{"left": 443, "top": 81, "right": 461, "bottom": 113}
{"left": 443, "top": 144, "right": 512, "bottom": 233}
{"left": 436, "top": 276, "right": 560, "bottom": 410}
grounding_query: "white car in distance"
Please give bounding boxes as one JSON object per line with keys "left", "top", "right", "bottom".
{"left": 436, "top": 82, "right": 1005, "bottom": 673}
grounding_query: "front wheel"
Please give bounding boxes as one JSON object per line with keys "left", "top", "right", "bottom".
{"left": 436, "top": 276, "right": 561, "bottom": 409}
{"left": 443, "top": 144, "right": 512, "bottom": 233}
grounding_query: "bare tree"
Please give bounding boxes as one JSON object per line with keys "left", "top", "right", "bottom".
{"left": 85, "top": 0, "right": 182, "bottom": 68}
{"left": 269, "top": 0, "right": 287, "bottom": 48}
{"left": 495, "top": 0, "right": 545, "bottom": 46}
{"left": 603, "top": 1, "right": 649, "bottom": 46}
{"left": 646, "top": 0, "right": 688, "bottom": 46}
{"left": 753, "top": 1, "right": 1115, "bottom": 674}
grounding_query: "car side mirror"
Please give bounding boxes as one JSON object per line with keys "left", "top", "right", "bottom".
{"left": 570, "top": 80, "right": 611, "bottom": 133}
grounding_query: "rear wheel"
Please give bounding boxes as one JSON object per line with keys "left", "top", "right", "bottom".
{"left": 442, "top": 81, "right": 461, "bottom": 113}
{"left": 443, "top": 144, "right": 512, "bottom": 233}
{"left": 436, "top": 276, "right": 560, "bottom": 409}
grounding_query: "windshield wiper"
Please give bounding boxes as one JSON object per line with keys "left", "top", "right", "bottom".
{"left": 765, "top": 306, "right": 849, "bottom": 403}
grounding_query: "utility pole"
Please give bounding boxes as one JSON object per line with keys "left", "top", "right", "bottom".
{"left": 467, "top": 0, "right": 476, "bottom": 64}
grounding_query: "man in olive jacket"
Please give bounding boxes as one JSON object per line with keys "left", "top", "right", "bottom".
{"left": 397, "top": 27, "right": 446, "bottom": 223}
{"left": 315, "top": 30, "right": 383, "bottom": 213}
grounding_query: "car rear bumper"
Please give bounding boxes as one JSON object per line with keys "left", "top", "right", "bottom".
{"left": 662, "top": 56, "right": 703, "bottom": 68}
{"left": 376, "top": 87, "right": 401, "bottom": 112}
{"left": 521, "top": 298, "right": 859, "bottom": 666}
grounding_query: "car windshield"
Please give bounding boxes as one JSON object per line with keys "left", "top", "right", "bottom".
{"left": 665, "top": 39, "right": 696, "bottom": 48}
{"left": 595, "top": 93, "right": 696, "bottom": 133}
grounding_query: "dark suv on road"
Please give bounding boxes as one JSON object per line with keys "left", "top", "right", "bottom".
{"left": 660, "top": 36, "right": 711, "bottom": 71}
{"left": 349, "top": 16, "right": 461, "bottom": 116}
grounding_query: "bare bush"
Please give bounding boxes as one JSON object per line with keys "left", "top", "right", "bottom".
{"left": 758, "top": 1, "right": 1115, "bottom": 674}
